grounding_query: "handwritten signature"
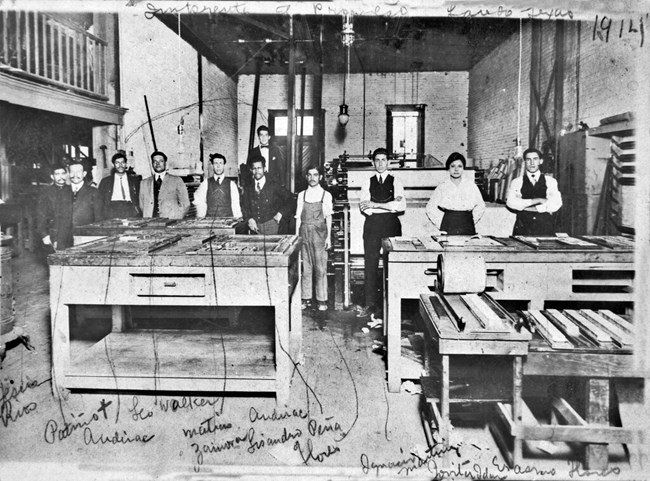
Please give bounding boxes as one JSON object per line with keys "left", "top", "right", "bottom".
{"left": 1, "top": 376, "right": 44, "bottom": 428}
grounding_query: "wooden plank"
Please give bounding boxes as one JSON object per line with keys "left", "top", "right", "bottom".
{"left": 565, "top": 309, "right": 612, "bottom": 345}
{"left": 585, "top": 378, "right": 609, "bottom": 470}
{"left": 598, "top": 309, "right": 633, "bottom": 333}
{"left": 527, "top": 310, "right": 573, "bottom": 349}
{"left": 545, "top": 309, "right": 583, "bottom": 338}
{"left": 2, "top": 11, "right": 8, "bottom": 64}
{"left": 524, "top": 351, "right": 637, "bottom": 377}
{"left": 67, "top": 331, "right": 276, "bottom": 381}
{"left": 520, "top": 401, "right": 559, "bottom": 455}
{"left": 579, "top": 310, "right": 633, "bottom": 347}
{"left": 552, "top": 396, "right": 588, "bottom": 426}
{"left": 461, "top": 294, "right": 506, "bottom": 331}
{"left": 515, "top": 424, "right": 643, "bottom": 444}
{"left": 64, "top": 376, "right": 276, "bottom": 393}
{"left": 25, "top": 11, "right": 31, "bottom": 73}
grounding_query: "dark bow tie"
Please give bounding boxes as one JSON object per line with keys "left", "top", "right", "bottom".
{"left": 260, "top": 146, "right": 269, "bottom": 150}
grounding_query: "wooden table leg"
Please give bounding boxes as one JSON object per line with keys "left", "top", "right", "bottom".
{"left": 289, "top": 278, "right": 302, "bottom": 360}
{"left": 386, "top": 284, "right": 402, "bottom": 392}
{"left": 49, "top": 265, "right": 70, "bottom": 398}
{"left": 512, "top": 356, "right": 523, "bottom": 464}
{"left": 585, "top": 378, "right": 610, "bottom": 470}
{"left": 440, "top": 354, "right": 450, "bottom": 450}
{"left": 275, "top": 300, "right": 291, "bottom": 407}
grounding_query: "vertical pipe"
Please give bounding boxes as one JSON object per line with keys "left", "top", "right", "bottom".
{"left": 197, "top": 51, "right": 203, "bottom": 173}
{"left": 248, "top": 59, "right": 261, "bottom": 154}
{"left": 312, "top": 20, "right": 323, "bottom": 169}
{"left": 287, "top": 16, "right": 296, "bottom": 192}
{"left": 529, "top": 20, "right": 541, "bottom": 147}
{"left": 298, "top": 64, "right": 306, "bottom": 179}
{"left": 114, "top": 14, "right": 121, "bottom": 106}
{"left": 553, "top": 21, "right": 565, "bottom": 174}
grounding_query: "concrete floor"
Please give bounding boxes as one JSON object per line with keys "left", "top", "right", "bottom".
{"left": 0, "top": 251, "right": 642, "bottom": 480}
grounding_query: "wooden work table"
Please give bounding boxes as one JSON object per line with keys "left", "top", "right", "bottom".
{"left": 382, "top": 235, "right": 635, "bottom": 392}
{"left": 73, "top": 217, "right": 241, "bottom": 244}
{"left": 48, "top": 232, "right": 301, "bottom": 404}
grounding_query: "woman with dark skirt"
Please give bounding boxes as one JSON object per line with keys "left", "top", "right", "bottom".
{"left": 426, "top": 152, "right": 485, "bottom": 235}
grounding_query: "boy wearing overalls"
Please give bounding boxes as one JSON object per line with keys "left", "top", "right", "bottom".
{"left": 295, "top": 166, "right": 333, "bottom": 311}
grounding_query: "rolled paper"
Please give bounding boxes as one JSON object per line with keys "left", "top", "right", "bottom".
{"left": 437, "top": 253, "right": 486, "bottom": 294}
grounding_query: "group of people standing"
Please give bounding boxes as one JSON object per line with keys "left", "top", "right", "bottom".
{"left": 37, "top": 126, "right": 561, "bottom": 319}
{"left": 354, "top": 146, "right": 563, "bottom": 320}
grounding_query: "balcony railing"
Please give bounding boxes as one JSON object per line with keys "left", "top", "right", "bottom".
{"left": 1, "top": 11, "right": 108, "bottom": 99}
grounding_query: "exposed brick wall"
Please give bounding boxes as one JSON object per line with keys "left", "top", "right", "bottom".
{"left": 201, "top": 58, "right": 238, "bottom": 177}
{"left": 238, "top": 71, "right": 468, "bottom": 166}
{"left": 119, "top": 13, "right": 200, "bottom": 178}
{"left": 468, "top": 20, "right": 647, "bottom": 170}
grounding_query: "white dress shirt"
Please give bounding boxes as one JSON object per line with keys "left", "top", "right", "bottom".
{"left": 154, "top": 171, "right": 167, "bottom": 183}
{"left": 111, "top": 173, "right": 131, "bottom": 201}
{"left": 425, "top": 175, "right": 486, "bottom": 229}
{"left": 359, "top": 172, "right": 406, "bottom": 215}
{"left": 193, "top": 174, "right": 242, "bottom": 218}
{"left": 506, "top": 173, "right": 562, "bottom": 214}
{"left": 295, "top": 185, "right": 334, "bottom": 220}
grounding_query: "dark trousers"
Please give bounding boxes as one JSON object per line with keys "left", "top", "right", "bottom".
{"left": 513, "top": 211, "right": 555, "bottom": 236}
{"left": 363, "top": 214, "right": 401, "bottom": 312}
{"left": 106, "top": 201, "right": 141, "bottom": 220}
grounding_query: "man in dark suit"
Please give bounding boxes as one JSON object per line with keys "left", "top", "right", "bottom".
{"left": 139, "top": 151, "right": 190, "bottom": 219}
{"left": 241, "top": 156, "right": 292, "bottom": 235}
{"left": 243, "top": 125, "right": 287, "bottom": 189}
{"left": 37, "top": 161, "right": 73, "bottom": 251}
{"left": 96, "top": 152, "right": 141, "bottom": 220}
{"left": 68, "top": 161, "right": 100, "bottom": 228}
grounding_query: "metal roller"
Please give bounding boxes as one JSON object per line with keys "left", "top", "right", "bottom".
{"left": 436, "top": 253, "right": 486, "bottom": 294}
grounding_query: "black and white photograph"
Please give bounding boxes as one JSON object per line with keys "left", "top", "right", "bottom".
{"left": 0, "top": 0, "right": 648, "bottom": 479}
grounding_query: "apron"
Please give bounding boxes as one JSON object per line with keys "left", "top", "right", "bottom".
{"left": 299, "top": 190, "right": 327, "bottom": 246}
{"left": 440, "top": 209, "right": 475, "bottom": 235}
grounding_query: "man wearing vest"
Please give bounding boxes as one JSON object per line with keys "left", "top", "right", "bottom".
{"left": 357, "top": 148, "right": 406, "bottom": 319}
{"left": 139, "top": 151, "right": 190, "bottom": 219}
{"left": 506, "top": 147, "right": 563, "bottom": 236}
{"left": 193, "top": 153, "right": 242, "bottom": 219}
{"left": 241, "top": 155, "right": 292, "bottom": 235}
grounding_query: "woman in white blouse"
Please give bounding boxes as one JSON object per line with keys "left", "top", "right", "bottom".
{"left": 425, "top": 152, "right": 486, "bottom": 235}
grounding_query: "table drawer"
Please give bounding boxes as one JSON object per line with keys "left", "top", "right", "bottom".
{"left": 130, "top": 274, "right": 206, "bottom": 297}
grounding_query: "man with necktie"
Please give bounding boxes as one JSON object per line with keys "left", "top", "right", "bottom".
{"left": 506, "top": 147, "right": 563, "bottom": 235}
{"left": 68, "top": 161, "right": 100, "bottom": 229}
{"left": 241, "top": 155, "right": 292, "bottom": 235}
{"left": 96, "top": 152, "right": 142, "bottom": 220}
{"left": 193, "top": 153, "right": 242, "bottom": 219}
{"left": 139, "top": 151, "right": 190, "bottom": 219}
{"left": 356, "top": 148, "right": 406, "bottom": 319}
{"left": 243, "top": 125, "right": 287, "bottom": 189}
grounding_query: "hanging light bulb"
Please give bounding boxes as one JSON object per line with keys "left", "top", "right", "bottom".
{"left": 338, "top": 15, "right": 354, "bottom": 128}
{"left": 338, "top": 104, "right": 350, "bottom": 126}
